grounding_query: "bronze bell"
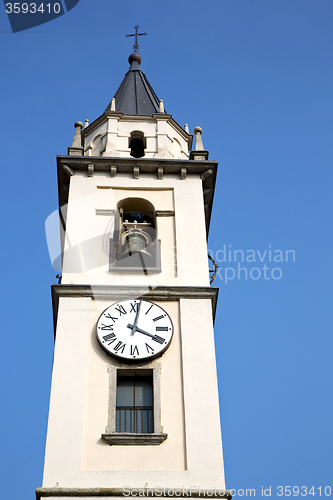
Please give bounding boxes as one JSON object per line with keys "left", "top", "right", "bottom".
{"left": 121, "top": 229, "right": 152, "bottom": 258}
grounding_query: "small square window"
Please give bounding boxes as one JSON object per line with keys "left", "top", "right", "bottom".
{"left": 116, "top": 376, "right": 154, "bottom": 433}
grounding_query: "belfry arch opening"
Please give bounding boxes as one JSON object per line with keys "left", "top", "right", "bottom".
{"left": 110, "top": 198, "right": 161, "bottom": 271}
{"left": 129, "top": 131, "right": 146, "bottom": 158}
{"left": 118, "top": 197, "right": 156, "bottom": 247}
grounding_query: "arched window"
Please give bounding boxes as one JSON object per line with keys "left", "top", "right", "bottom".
{"left": 110, "top": 198, "right": 161, "bottom": 272}
{"left": 129, "top": 131, "right": 146, "bottom": 158}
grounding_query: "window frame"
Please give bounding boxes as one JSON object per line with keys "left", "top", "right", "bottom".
{"left": 102, "top": 362, "right": 167, "bottom": 446}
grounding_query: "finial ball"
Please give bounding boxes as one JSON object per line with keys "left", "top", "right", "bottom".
{"left": 194, "top": 126, "right": 203, "bottom": 135}
{"left": 128, "top": 52, "right": 142, "bottom": 64}
{"left": 75, "top": 121, "right": 84, "bottom": 129}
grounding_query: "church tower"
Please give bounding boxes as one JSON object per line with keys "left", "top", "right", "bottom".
{"left": 37, "top": 34, "right": 229, "bottom": 500}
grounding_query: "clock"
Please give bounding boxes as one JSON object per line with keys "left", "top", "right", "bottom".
{"left": 96, "top": 299, "right": 173, "bottom": 362}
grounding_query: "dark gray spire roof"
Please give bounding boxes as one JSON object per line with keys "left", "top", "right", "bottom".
{"left": 105, "top": 53, "right": 161, "bottom": 116}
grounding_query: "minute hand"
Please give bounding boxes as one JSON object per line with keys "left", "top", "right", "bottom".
{"left": 127, "top": 324, "right": 165, "bottom": 344}
{"left": 130, "top": 300, "right": 142, "bottom": 336}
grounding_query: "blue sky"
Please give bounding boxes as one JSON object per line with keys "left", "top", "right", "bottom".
{"left": 0, "top": 0, "right": 332, "bottom": 498}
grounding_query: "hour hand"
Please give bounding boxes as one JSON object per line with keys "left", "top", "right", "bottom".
{"left": 126, "top": 324, "right": 165, "bottom": 344}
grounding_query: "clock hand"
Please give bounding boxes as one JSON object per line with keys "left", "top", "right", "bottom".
{"left": 130, "top": 301, "right": 142, "bottom": 336}
{"left": 126, "top": 324, "right": 165, "bottom": 344}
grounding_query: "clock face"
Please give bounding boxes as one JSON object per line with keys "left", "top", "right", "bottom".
{"left": 96, "top": 300, "right": 173, "bottom": 362}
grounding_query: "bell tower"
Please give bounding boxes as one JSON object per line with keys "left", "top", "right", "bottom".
{"left": 37, "top": 41, "right": 229, "bottom": 500}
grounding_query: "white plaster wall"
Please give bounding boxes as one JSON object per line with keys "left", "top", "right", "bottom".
{"left": 81, "top": 300, "right": 186, "bottom": 471}
{"left": 179, "top": 298, "right": 225, "bottom": 486}
{"left": 43, "top": 297, "right": 91, "bottom": 486}
{"left": 118, "top": 119, "right": 157, "bottom": 137}
{"left": 42, "top": 297, "right": 225, "bottom": 490}
{"left": 62, "top": 171, "right": 210, "bottom": 287}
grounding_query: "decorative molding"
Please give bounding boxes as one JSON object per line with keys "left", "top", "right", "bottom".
{"left": 96, "top": 209, "right": 115, "bottom": 216}
{"left": 133, "top": 166, "right": 139, "bottom": 179}
{"left": 62, "top": 164, "right": 75, "bottom": 176}
{"left": 155, "top": 210, "right": 175, "bottom": 217}
{"left": 110, "top": 165, "right": 117, "bottom": 177}
{"left": 67, "top": 147, "right": 83, "bottom": 157}
{"left": 200, "top": 169, "right": 213, "bottom": 181}
{"left": 87, "top": 164, "right": 94, "bottom": 177}
{"left": 102, "top": 432, "right": 167, "bottom": 446}
{"left": 51, "top": 284, "right": 218, "bottom": 301}
{"left": 190, "top": 151, "right": 209, "bottom": 161}
{"left": 36, "top": 487, "right": 233, "bottom": 499}
{"left": 57, "top": 156, "right": 217, "bottom": 174}
{"left": 157, "top": 166, "right": 163, "bottom": 179}
{"left": 180, "top": 167, "right": 187, "bottom": 180}
{"left": 51, "top": 285, "right": 219, "bottom": 337}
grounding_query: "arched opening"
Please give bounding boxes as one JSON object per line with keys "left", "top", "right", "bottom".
{"left": 171, "top": 137, "right": 182, "bottom": 159}
{"left": 110, "top": 198, "right": 161, "bottom": 271}
{"left": 91, "top": 134, "right": 103, "bottom": 156}
{"left": 129, "top": 131, "right": 146, "bottom": 158}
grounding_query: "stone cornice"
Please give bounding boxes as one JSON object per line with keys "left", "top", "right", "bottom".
{"left": 57, "top": 155, "right": 217, "bottom": 173}
{"left": 36, "top": 487, "right": 232, "bottom": 499}
{"left": 51, "top": 285, "right": 219, "bottom": 336}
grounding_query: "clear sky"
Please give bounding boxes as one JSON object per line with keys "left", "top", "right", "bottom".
{"left": 1, "top": 0, "right": 332, "bottom": 498}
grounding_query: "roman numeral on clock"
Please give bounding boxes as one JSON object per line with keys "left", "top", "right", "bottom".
{"left": 115, "top": 305, "right": 127, "bottom": 316}
{"left": 156, "top": 326, "right": 168, "bottom": 331}
{"left": 153, "top": 314, "right": 165, "bottom": 322}
{"left": 130, "top": 345, "right": 139, "bottom": 356}
{"left": 103, "top": 333, "right": 116, "bottom": 344}
{"left": 104, "top": 313, "right": 118, "bottom": 322}
{"left": 113, "top": 341, "right": 126, "bottom": 353}
{"left": 100, "top": 324, "right": 113, "bottom": 330}
{"left": 130, "top": 302, "right": 139, "bottom": 313}
{"left": 145, "top": 343, "right": 154, "bottom": 354}
{"left": 152, "top": 335, "right": 165, "bottom": 344}
{"left": 145, "top": 304, "right": 153, "bottom": 315}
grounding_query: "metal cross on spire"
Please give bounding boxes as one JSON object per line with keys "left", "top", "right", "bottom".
{"left": 126, "top": 25, "right": 147, "bottom": 53}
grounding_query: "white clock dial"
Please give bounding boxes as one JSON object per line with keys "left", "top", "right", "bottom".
{"left": 96, "top": 300, "right": 173, "bottom": 362}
